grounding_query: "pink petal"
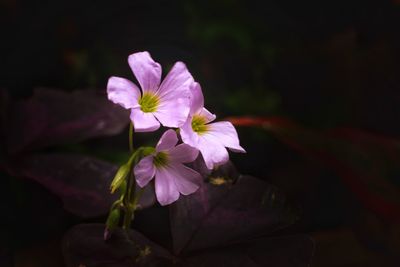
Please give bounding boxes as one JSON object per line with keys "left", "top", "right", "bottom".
{"left": 180, "top": 117, "right": 200, "bottom": 147}
{"left": 154, "top": 96, "right": 190, "bottom": 128}
{"left": 128, "top": 51, "right": 161, "bottom": 93}
{"left": 157, "top": 62, "right": 193, "bottom": 99}
{"left": 169, "top": 144, "right": 199, "bottom": 163}
{"left": 207, "top": 121, "right": 246, "bottom": 153}
{"left": 134, "top": 155, "right": 156, "bottom": 187}
{"left": 130, "top": 108, "right": 160, "bottom": 132}
{"left": 169, "top": 163, "right": 202, "bottom": 195}
{"left": 152, "top": 62, "right": 192, "bottom": 128}
{"left": 155, "top": 168, "right": 180, "bottom": 206}
{"left": 107, "top": 76, "right": 141, "bottom": 109}
{"left": 156, "top": 129, "right": 178, "bottom": 152}
{"left": 189, "top": 82, "right": 204, "bottom": 115}
{"left": 179, "top": 109, "right": 215, "bottom": 147}
{"left": 197, "top": 136, "right": 229, "bottom": 169}
{"left": 198, "top": 108, "right": 216, "bottom": 123}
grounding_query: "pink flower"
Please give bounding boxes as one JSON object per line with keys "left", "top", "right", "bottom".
{"left": 180, "top": 82, "right": 245, "bottom": 169}
{"left": 107, "top": 51, "right": 193, "bottom": 132}
{"left": 134, "top": 129, "right": 202, "bottom": 205}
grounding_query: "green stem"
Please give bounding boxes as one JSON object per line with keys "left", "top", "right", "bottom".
{"left": 123, "top": 181, "right": 145, "bottom": 230}
{"left": 122, "top": 169, "right": 133, "bottom": 230}
{"left": 122, "top": 147, "right": 143, "bottom": 230}
{"left": 122, "top": 159, "right": 137, "bottom": 230}
{"left": 129, "top": 122, "right": 134, "bottom": 152}
{"left": 122, "top": 122, "right": 134, "bottom": 230}
{"left": 123, "top": 207, "right": 133, "bottom": 230}
{"left": 110, "top": 199, "right": 122, "bottom": 210}
{"left": 131, "top": 187, "right": 145, "bottom": 209}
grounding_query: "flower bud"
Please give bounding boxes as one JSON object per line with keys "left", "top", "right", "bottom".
{"left": 110, "top": 163, "right": 130, "bottom": 193}
{"left": 104, "top": 208, "right": 121, "bottom": 240}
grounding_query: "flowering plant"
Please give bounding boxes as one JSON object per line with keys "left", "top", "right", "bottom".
{"left": 20, "top": 52, "right": 315, "bottom": 267}
{"left": 105, "top": 51, "right": 245, "bottom": 234}
{"left": 0, "top": 52, "right": 314, "bottom": 266}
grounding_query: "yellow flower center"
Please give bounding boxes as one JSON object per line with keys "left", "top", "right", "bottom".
{"left": 191, "top": 115, "right": 209, "bottom": 135}
{"left": 139, "top": 92, "right": 159, "bottom": 113}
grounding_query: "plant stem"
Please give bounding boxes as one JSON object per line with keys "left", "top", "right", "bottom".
{"left": 131, "top": 187, "right": 145, "bottom": 209}
{"left": 129, "top": 122, "right": 134, "bottom": 152}
{"left": 122, "top": 148, "right": 144, "bottom": 230}
{"left": 123, "top": 207, "right": 133, "bottom": 230}
{"left": 123, "top": 122, "right": 135, "bottom": 230}
{"left": 122, "top": 168, "right": 133, "bottom": 230}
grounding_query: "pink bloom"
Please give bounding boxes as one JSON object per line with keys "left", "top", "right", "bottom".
{"left": 134, "top": 129, "right": 202, "bottom": 205}
{"left": 107, "top": 51, "right": 193, "bottom": 132}
{"left": 180, "top": 82, "right": 245, "bottom": 169}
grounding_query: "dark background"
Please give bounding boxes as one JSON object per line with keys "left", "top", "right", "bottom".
{"left": 1, "top": 0, "right": 400, "bottom": 266}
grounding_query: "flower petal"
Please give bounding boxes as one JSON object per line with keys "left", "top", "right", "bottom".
{"left": 169, "top": 144, "right": 199, "bottom": 163}
{"left": 180, "top": 117, "right": 200, "bottom": 147}
{"left": 152, "top": 61, "right": 192, "bottom": 128}
{"left": 128, "top": 51, "right": 161, "bottom": 93}
{"left": 157, "top": 62, "right": 193, "bottom": 100}
{"left": 134, "top": 155, "right": 156, "bottom": 187}
{"left": 189, "top": 82, "right": 204, "bottom": 115}
{"left": 155, "top": 168, "right": 180, "bottom": 206}
{"left": 107, "top": 76, "right": 141, "bottom": 109}
{"left": 156, "top": 129, "right": 178, "bottom": 152}
{"left": 197, "top": 136, "right": 229, "bottom": 169}
{"left": 207, "top": 121, "right": 246, "bottom": 153}
{"left": 154, "top": 96, "right": 190, "bottom": 128}
{"left": 130, "top": 108, "right": 160, "bottom": 132}
{"left": 169, "top": 163, "right": 202, "bottom": 195}
{"left": 198, "top": 108, "right": 216, "bottom": 123}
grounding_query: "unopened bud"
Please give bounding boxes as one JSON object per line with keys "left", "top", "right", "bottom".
{"left": 110, "top": 164, "right": 130, "bottom": 193}
{"left": 104, "top": 208, "right": 121, "bottom": 240}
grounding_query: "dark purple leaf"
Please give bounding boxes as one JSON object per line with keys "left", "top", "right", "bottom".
{"left": 209, "top": 160, "right": 240, "bottom": 183}
{"left": 230, "top": 116, "right": 400, "bottom": 222}
{"left": 170, "top": 175, "right": 296, "bottom": 254}
{"left": 62, "top": 225, "right": 313, "bottom": 267}
{"left": 187, "top": 157, "right": 240, "bottom": 182}
{"left": 6, "top": 88, "right": 129, "bottom": 154}
{"left": 184, "top": 235, "right": 314, "bottom": 267}
{"left": 8, "top": 153, "right": 155, "bottom": 218}
{"left": 186, "top": 154, "right": 211, "bottom": 178}
{"left": 63, "top": 224, "right": 174, "bottom": 267}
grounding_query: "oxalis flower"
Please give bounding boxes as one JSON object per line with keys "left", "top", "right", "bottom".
{"left": 107, "top": 51, "right": 193, "bottom": 132}
{"left": 134, "top": 129, "right": 202, "bottom": 205}
{"left": 180, "top": 82, "right": 245, "bottom": 169}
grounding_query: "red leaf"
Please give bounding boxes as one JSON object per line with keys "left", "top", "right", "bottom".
{"left": 228, "top": 116, "right": 400, "bottom": 223}
{"left": 62, "top": 224, "right": 174, "bottom": 267}
{"left": 170, "top": 175, "right": 295, "bottom": 254}
{"left": 6, "top": 88, "right": 129, "bottom": 154}
{"left": 8, "top": 153, "right": 155, "bottom": 218}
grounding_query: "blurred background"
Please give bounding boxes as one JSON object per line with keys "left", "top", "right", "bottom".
{"left": 1, "top": 0, "right": 400, "bottom": 266}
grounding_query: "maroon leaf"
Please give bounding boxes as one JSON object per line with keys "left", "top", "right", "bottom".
{"left": 62, "top": 226, "right": 313, "bottom": 267}
{"left": 8, "top": 153, "right": 155, "bottom": 218}
{"left": 170, "top": 175, "right": 296, "bottom": 254}
{"left": 184, "top": 235, "right": 314, "bottom": 267}
{"left": 187, "top": 157, "right": 240, "bottom": 183}
{"left": 6, "top": 88, "right": 129, "bottom": 154}
{"left": 228, "top": 116, "right": 400, "bottom": 223}
{"left": 63, "top": 224, "right": 174, "bottom": 267}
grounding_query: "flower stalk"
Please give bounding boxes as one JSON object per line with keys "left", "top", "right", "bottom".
{"left": 106, "top": 135, "right": 146, "bottom": 235}
{"left": 129, "top": 122, "right": 134, "bottom": 152}
{"left": 121, "top": 147, "right": 142, "bottom": 230}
